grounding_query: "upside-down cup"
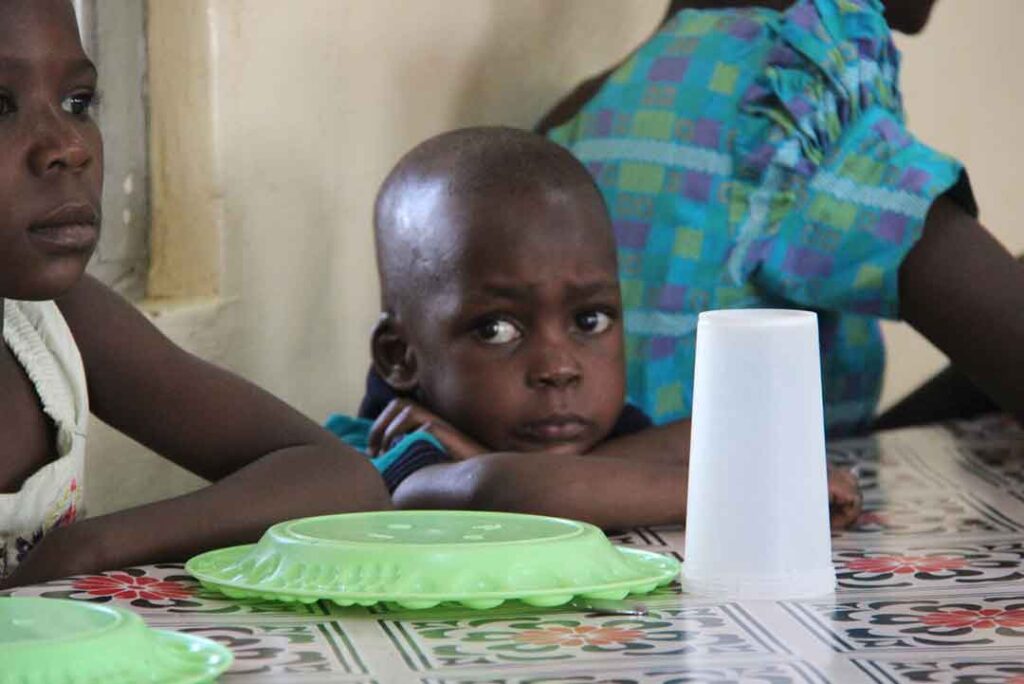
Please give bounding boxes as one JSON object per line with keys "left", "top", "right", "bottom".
{"left": 682, "top": 309, "right": 835, "bottom": 599}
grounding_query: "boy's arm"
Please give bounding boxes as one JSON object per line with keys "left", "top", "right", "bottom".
{"left": 392, "top": 421, "right": 862, "bottom": 530}
{"left": 585, "top": 418, "right": 861, "bottom": 526}
{"left": 587, "top": 419, "right": 691, "bottom": 464}
{"left": 899, "top": 197, "right": 1024, "bottom": 423}
{"left": 3, "top": 276, "right": 390, "bottom": 587}
{"left": 393, "top": 452, "right": 689, "bottom": 529}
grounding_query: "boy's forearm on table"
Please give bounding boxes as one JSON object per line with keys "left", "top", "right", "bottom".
{"left": 393, "top": 453, "right": 688, "bottom": 528}
{"left": 587, "top": 419, "right": 692, "bottom": 464}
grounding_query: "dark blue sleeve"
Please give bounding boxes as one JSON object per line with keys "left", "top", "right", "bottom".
{"left": 608, "top": 403, "right": 653, "bottom": 438}
{"left": 358, "top": 367, "right": 398, "bottom": 420}
{"left": 378, "top": 437, "right": 452, "bottom": 494}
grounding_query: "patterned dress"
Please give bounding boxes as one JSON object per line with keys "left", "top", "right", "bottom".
{"left": 548, "top": 0, "right": 974, "bottom": 435}
{"left": 1, "top": 299, "right": 88, "bottom": 579}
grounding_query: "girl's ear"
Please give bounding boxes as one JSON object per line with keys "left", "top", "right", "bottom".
{"left": 371, "top": 313, "right": 418, "bottom": 393}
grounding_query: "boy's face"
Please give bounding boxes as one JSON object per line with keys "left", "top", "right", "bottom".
{"left": 403, "top": 184, "right": 626, "bottom": 456}
{"left": 0, "top": 0, "right": 102, "bottom": 301}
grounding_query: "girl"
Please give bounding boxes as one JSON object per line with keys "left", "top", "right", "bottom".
{"left": 0, "top": 0, "right": 389, "bottom": 588}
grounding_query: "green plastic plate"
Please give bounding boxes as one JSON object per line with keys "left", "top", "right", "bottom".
{"left": 0, "top": 596, "right": 232, "bottom": 683}
{"left": 186, "top": 510, "right": 680, "bottom": 610}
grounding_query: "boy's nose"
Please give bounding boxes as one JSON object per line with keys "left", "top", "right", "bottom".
{"left": 528, "top": 349, "right": 583, "bottom": 390}
{"left": 27, "top": 109, "right": 92, "bottom": 176}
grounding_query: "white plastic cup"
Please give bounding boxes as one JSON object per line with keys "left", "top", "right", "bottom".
{"left": 682, "top": 309, "right": 835, "bottom": 599}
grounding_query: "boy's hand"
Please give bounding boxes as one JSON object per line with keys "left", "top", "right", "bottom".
{"left": 827, "top": 466, "right": 862, "bottom": 530}
{"left": 369, "top": 399, "right": 486, "bottom": 460}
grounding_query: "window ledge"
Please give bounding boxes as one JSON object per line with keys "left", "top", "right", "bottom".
{"left": 138, "top": 295, "right": 240, "bottom": 363}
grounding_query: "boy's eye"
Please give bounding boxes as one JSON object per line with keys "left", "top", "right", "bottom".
{"left": 0, "top": 93, "right": 15, "bottom": 117}
{"left": 61, "top": 92, "right": 95, "bottom": 117}
{"left": 475, "top": 318, "right": 522, "bottom": 345}
{"left": 575, "top": 310, "right": 614, "bottom": 335}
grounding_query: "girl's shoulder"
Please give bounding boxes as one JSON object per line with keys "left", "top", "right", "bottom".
{"left": 2, "top": 299, "right": 89, "bottom": 435}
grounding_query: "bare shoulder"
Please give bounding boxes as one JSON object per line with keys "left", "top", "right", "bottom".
{"left": 56, "top": 275, "right": 171, "bottom": 365}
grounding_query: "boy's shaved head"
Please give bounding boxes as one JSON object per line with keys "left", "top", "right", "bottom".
{"left": 374, "top": 126, "right": 609, "bottom": 318}
{"left": 370, "top": 127, "right": 625, "bottom": 455}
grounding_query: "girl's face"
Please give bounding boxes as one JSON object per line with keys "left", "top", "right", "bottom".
{"left": 0, "top": 0, "right": 102, "bottom": 301}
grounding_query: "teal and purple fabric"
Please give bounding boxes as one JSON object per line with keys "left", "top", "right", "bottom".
{"left": 548, "top": 0, "right": 972, "bottom": 435}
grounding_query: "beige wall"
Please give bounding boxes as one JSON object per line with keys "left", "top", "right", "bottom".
{"left": 86, "top": 0, "right": 1024, "bottom": 515}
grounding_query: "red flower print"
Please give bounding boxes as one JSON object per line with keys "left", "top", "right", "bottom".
{"left": 514, "top": 625, "right": 646, "bottom": 647}
{"left": 72, "top": 572, "right": 195, "bottom": 601}
{"left": 55, "top": 503, "right": 78, "bottom": 528}
{"left": 845, "top": 555, "right": 967, "bottom": 575}
{"left": 920, "top": 608, "right": 1024, "bottom": 630}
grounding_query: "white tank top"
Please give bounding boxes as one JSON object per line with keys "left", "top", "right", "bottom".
{"left": 1, "top": 299, "right": 88, "bottom": 579}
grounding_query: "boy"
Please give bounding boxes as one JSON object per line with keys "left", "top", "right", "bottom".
{"left": 330, "top": 127, "right": 861, "bottom": 529}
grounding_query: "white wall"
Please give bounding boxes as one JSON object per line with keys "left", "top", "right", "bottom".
{"left": 86, "top": 0, "right": 1024, "bottom": 515}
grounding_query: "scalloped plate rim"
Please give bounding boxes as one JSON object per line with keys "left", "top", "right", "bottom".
{"left": 186, "top": 545, "right": 679, "bottom": 602}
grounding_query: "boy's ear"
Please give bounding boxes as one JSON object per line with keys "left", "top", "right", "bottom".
{"left": 371, "top": 313, "right": 419, "bottom": 393}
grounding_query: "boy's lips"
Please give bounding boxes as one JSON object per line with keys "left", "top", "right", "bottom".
{"left": 517, "top": 415, "right": 592, "bottom": 443}
{"left": 28, "top": 203, "right": 100, "bottom": 253}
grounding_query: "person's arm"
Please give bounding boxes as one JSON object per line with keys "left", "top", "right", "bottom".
{"left": 2, "top": 276, "right": 390, "bottom": 587}
{"left": 898, "top": 196, "right": 1024, "bottom": 424}
{"left": 535, "top": 69, "right": 614, "bottom": 135}
{"left": 387, "top": 416, "right": 692, "bottom": 528}
{"left": 393, "top": 452, "right": 689, "bottom": 529}
{"left": 392, "top": 418, "right": 862, "bottom": 529}
{"left": 874, "top": 365, "right": 999, "bottom": 430}
{"left": 587, "top": 419, "right": 691, "bottom": 463}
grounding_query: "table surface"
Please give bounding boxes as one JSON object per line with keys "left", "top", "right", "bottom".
{"left": 7, "top": 415, "right": 1024, "bottom": 683}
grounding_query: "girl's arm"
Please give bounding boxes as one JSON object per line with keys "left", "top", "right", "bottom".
{"left": 3, "top": 276, "right": 389, "bottom": 587}
{"left": 899, "top": 197, "right": 1024, "bottom": 424}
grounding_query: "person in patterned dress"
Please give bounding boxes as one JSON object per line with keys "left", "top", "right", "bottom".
{"left": 539, "top": 0, "right": 1023, "bottom": 436}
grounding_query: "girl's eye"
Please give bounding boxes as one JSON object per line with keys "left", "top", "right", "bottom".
{"left": 475, "top": 318, "right": 522, "bottom": 345}
{"left": 575, "top": 310, "right": 614, "bottom": 335}
{"left": 0, "top": 93, "right": 15, "bottom": 117}
{"left": 61, "top": 91, "right": 96, "bottom": 117}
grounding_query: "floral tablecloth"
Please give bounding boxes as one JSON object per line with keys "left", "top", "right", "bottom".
{"left": 7, "top": 416, "right": 1024, "bottom": 683}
